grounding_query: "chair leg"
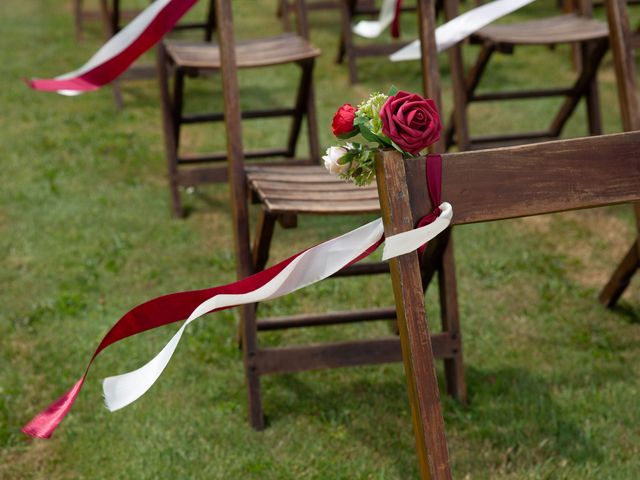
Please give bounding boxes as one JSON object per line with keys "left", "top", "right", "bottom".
{"left": 204, "top": 0, "right": 216, "bottom": 42}
{"left": 582, "top": 42, "right": 603, "bottom": 136}
{"left": 437, "top": 231, "right": 467, "bottom": 404}
{"left": 549, "top": 38, "right": 608, "bottom": 137}
{"left": 239, "top": 303, "right": 265, "bottom": 430}
{"left": 599, "top": 238, "right": 639, "bottom": 308}
{"left": 599, "top": 204, "right": 640, "bottom": 308}
{"left": 111, "top": 80, "right": 124, "bottom": 111}
{"left": 305, "top": 73, "right": 321, "bottom": 162}
{"left": 338, "top": 0, "right": 358, "bottom": 84}
{"left": 287, "top": 60, "right": 314, "bottom": 158}
{"left": 445, "top": 43, "right": 495, "bottom": 150}
{"left": 158, "top": 45, "right": 185, "bottom": 218}
{"left": 252, "top": 210, "right": 278, "bottom": 272}
{"left": 277, "top": 0, "right": 293, "bottom": 31}
{"left": 74, "top": 0, "right": 84, "bottom": 41}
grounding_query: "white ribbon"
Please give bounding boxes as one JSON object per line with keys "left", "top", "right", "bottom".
{"left": 382, "top": 202, "right": 452, "bottom": 260}
{"left": 390, "top": 0, "right": 536, "bottom": 62}
{"left": 103, "top": 204, "right": 453, "bottom": 411}
{"left": 353, "top": 0, "right": 398, "bottom": 38}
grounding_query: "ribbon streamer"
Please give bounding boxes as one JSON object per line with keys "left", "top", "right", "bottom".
{"left": 353, "top": 0, "right": 399, "bottom": 38}
{"left": 23, "top": 204, "right": 452, "bottom": 439}
{"left": 390, "top": 0, "right": 536, "bottom": 61}
{"left": 28, "top": 0, "right": 198, "bottom": 95}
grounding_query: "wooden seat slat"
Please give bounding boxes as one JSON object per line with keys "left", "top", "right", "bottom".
{"left": 262, "top": 197, "right": 380, "bottom": 214}
{"left": 250, "top": 180, "right": 376, "bottom": 191}
{"left": 249, "top": 172, "right": 347, "bottom": 182}
{"left": 475, "top": 14, "right": 608, "bottom": 45}
{"left": 256, "top": 188, "right": 379, "bottom": 202}
{"left": 247, "top": 164, "right": 379, "bottom": 210}
{"left": 166, "top": 34, "right": 320, "bottom": 69}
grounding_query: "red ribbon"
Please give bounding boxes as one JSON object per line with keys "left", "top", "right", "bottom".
{"left": 416, "top": 154, "right": 443, "bottom": 256}
{"left": 391, "top": 0, "right": 403, "bottom": 39}
{"left": 22, "top": 156, "right": 444, "bottom": 439}
{"left": 29, "top": 0, "right": 198, "bottom": 93}
{"left": 22, "top": 235, "right": 383, "bottom": 439}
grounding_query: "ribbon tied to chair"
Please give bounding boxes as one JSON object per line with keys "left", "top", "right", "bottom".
{"left": 23, "top": 154, "right": 452, "bottom": 439}
{"left": 28, "top": 0, "right": 536, "bottom": 95}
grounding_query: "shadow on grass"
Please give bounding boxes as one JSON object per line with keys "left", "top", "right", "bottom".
{"left": 610, "top": 301, "right": 640, "bottom": 325}
{"left": 260, "top": 363, "right": 601, "bottom": 476}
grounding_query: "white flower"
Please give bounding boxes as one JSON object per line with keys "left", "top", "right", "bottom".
{"left": 322, "top": 146, "right": 349, "bottom": 175}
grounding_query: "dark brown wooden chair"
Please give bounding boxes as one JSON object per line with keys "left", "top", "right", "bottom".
{"left": 599, "top": 0, "right": 640, "bottom": 306}
{"left": 157, "top": 1, "right": 321, "bottom": 218}
{"left": 338, "top": 0, "right": 420, "bottom": 84}
{"left": 375, "top": 131, "right": 640, "bottom": 479}
{"left": 444, "top": 0, "right": 610, "bottom": 151}
{"left": 213, "top": 0, "right": 464, "bottom": 430}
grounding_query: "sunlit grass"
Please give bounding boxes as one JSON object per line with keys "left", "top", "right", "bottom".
{"left": 1, "top": 0, "right": 639, "bottom": 478}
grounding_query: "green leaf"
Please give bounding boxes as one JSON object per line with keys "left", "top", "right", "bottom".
{"left": 336, "top": 129, "right": 358, "bottom": 140}
{"left": 358, "top": 125, "right": 381, "bottom": 143}
{"left": 388, "top": 85, "right": 399, "bottom": 96}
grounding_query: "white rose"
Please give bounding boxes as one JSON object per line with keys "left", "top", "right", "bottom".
{"left": 323, "top": 146, "right": 349, "bottom": 175}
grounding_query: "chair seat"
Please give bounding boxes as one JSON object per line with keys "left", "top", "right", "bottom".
{"left": 246, "top": 165, "right": 380, "bottom": 214}
{"left": 473, "top": 14, "right": 608, "bottom": 45}
{"left": 165, "top": 33, "right": 321, "bottom": 69}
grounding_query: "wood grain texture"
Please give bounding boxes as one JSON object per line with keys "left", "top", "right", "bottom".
{"left": 413, "top": 132, "right": 640, "bottom": 226}
{"left": 376, "top": 148, "right": 453, "bottom": 480}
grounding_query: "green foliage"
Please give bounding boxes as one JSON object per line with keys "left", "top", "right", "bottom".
{"left": 1, "top": 1, "right": 639, "bottom": 479}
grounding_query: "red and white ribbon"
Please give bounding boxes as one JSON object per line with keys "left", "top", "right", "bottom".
{"left": 23, "top": 208, "right": 452, "bottom": 439}
{"left": 353, "top": 0, "right": 399, "bottom": 39}
{"left": 390, "top": 0, "right": 536, "bottom": 61}
{"left": 28, "top": 0, "right": 198, "bottom": 95}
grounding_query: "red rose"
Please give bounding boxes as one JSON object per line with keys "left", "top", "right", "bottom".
{"left": 380, "top": 91, "right": 441, "bottom": 155}
{"left": 332, "top": 104, "right": 357, "bottom": 138}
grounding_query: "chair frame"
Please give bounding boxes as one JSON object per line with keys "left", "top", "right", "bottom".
{"left": 337, "top": 0, "right": 418, "bottom": 84}
{"left": 158, "top": 0, "right": 320, "bottom": 218}
{"left": 598, "top": 0, "right": 640, "bottom": 306}
{"left": 445, "top": 0, "right": 609, "bottom": 151}
{"left": 214, "top": 0, "right": 466, "bottom": 430}
{"left": 376, "top": 130, "right": 640, "bottom": 479}
{"left": 373, "top": 1, "right": 639, "bottom": 476}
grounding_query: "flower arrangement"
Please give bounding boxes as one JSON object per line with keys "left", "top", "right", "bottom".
{"left": 323, "top": 87, "right": 442, "bottom": 186}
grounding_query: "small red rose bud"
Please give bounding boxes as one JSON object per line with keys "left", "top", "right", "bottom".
{"left": 331, "top": 104, "right": 358, "bottom": 139}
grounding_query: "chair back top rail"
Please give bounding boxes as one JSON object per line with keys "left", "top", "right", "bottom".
{"left": 398, "top": 131, "right": 640, "bottom": 225}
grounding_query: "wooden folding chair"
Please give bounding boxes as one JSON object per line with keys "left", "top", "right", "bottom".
{"left": 213, "top": 0, "right": 465, "bottom": 430}
{"left": 599, "top": 0, "right": 640, "bottom": 306}
{"left": 338, "top": 0, "right": 420, "bottom": 84}
{"left": 375, "top": 131, "right": 640, "bottom": 479}
{"left": 445, "top": 0, "right": 609, "bottom": 151}
{"left": 157, "top": 1, "right": 321, "bottom": 218}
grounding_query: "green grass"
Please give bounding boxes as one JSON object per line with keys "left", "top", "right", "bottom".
{"left": 1, "top": 0, "right": 639, "bottom": 478}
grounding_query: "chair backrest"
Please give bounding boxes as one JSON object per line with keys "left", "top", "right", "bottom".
{"left": 375, "top": 129, "right": 640, "bottom": 479}
{"left": 379, "top": 131, "right": 640, "bottom": 226}
{"left": 605, "top": 0, "right": 640, "bottom": 131}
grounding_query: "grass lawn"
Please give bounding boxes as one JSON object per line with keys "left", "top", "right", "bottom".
{"left": 1, "top": 0, "right": 639, "bottom": 478}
